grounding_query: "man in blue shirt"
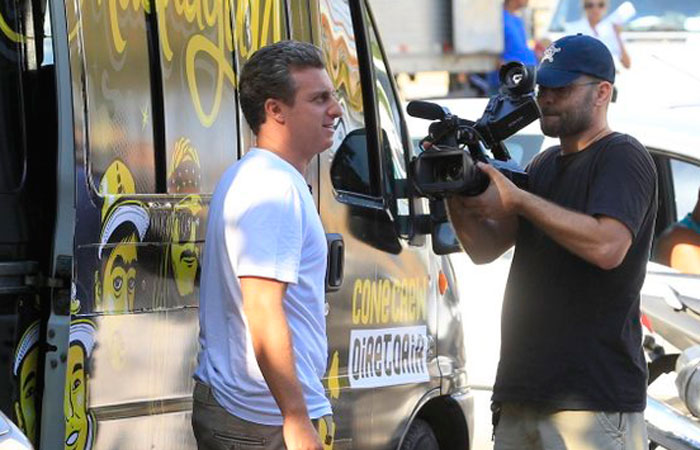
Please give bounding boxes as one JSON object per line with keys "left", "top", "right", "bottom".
{"left": 488, "top": 0, "right": 537, "bottom": 93}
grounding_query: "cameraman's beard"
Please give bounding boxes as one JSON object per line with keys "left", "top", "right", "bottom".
{"left": 540, "top": 92, "right": 595, "bottom": 138}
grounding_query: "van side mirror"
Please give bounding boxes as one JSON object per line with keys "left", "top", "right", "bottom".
{"left": 330, "top": 129, "right": 373, "bottom": 196}
{"left": 330, "top": 129, "right": 402, "bottom": 255}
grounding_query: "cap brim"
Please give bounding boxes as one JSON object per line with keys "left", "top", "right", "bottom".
{"left": 536, "top": 66, "right": 581, "bottom": 88}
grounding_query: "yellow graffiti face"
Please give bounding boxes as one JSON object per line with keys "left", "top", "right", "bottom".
{"left": 102, "top": 234, "right": 138, "bottom": 312}
{"left": 16, "top": 346, "right": 38, "bottom": 444}
{"left": 171, "top": 198, "right": 202, "bottom": 296}
{"left": 64, "top": 344, "right": 88, "bottom": 450}
{"left": 100, "top": 160, "right": 137, "bottom": 219}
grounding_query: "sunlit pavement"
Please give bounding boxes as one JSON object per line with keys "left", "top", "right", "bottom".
{"left": 450, "top": 252, "right": 511, "bottom": 450}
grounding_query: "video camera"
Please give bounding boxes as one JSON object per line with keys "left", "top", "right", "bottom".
{"left": 407, "top": 62, "right": 541, "bottom": 198}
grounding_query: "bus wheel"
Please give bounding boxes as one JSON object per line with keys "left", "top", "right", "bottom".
{"left": 400, "top": 419, "right": 439, "bottom": 450}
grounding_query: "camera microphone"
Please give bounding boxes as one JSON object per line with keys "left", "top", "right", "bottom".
{"left": 407, "top": 101, "right": 449, "bottom": 121}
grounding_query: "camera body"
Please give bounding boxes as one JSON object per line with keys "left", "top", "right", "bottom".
{"left": 408, "top": 62, "right": 541, "bottom": 198}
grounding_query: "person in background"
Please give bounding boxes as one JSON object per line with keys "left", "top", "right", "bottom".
{"left": 448, "top": 35, "right": 656, "bottom": 449}
{"left": 566, "top": 0, "right": 631, "bottom": 69}
{"left": 487, "top": 0, "right": 538, "bottom": 94}
{"left": 654, "top": 187, "right": 700, "bottom": 274}
{"left": 192, "top": 40, "right": 342, "bottom": 450}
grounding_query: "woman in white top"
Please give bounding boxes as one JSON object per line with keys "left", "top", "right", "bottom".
{"left": 566, "top": 0, "right": 631, "bottom": 69}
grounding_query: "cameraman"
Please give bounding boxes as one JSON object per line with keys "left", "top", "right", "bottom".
{"left": 447, "top": 35, "right": 656, "bottom": 449}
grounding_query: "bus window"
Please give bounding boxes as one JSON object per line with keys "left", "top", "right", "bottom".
{"left": 0, "top": 0, "right": 27, "bottom": 192}
{"left": 365, "top": 10, "right": 409, "bottom": 214}
{"left": 234, "top": 0, "right": 288, "bottom": 68}
{"left": 159, "top": 0, "right": 239, "bottom": 194}
{"left": 77, "top": 0, "right": 157, "bottom": 194}
{"left": 232, "top": 0, "right": 288, "bottom": 149}
{"left": 320, "top": 0, "right": 377, "bottom": 198}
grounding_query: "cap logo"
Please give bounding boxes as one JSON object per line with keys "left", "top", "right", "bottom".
{"left": 542, "top": 44, "right": 561, "bottom": 63}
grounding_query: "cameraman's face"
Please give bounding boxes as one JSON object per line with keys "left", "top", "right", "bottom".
{"left": 536, "top": 79, "right": 598, "bottom": 138}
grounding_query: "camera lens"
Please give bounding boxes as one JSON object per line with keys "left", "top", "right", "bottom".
{"left": 435, "top": 161, "right": 463, "bottom": 183}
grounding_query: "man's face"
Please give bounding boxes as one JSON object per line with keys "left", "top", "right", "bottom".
{"left": 536, "top": 79, "right": 598, "bottom": 138}
{"left": 170, "top": 197, "right": 202, "bottom": 296}
{"left": 507, "top": 0, "right": 529, "bottom": 9}
{"left": 584, "top": 0, "right": 607, "bottom": 23}
{"left": 101, "top": 234, "right": 138, "bottom": 312}
{"left": 282, "top": 67, "right": 343, "bottom": 157}
{"left": 16, "top": 346, "right": 38, "bottom": 444}
{"left": 64, "top": 344, "right": 88, "bottom": 450}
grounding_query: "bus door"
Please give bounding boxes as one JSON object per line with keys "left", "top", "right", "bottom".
{"left": 1, "top": 0, "right": 58, "bottom": 444}
{"left": 313, "top": 0, "right": 440, "bottom": 448}
{"left": 40, "top": 0, "right": 267, "bottom": 447}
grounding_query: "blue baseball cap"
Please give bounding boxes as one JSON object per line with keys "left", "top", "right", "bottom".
{"left": 537, "top": 34, "right": 615, "bottom": 88}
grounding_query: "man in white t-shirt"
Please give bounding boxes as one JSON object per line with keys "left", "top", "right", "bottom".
{"left": 192, "top": 40, "right": 342, "bottom": 450}
{"left": 565, "top": 0, "right": 631, "bottom": 69}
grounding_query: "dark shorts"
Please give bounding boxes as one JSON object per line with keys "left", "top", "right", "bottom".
{"left": 191, "top": 382, "right": 333, "bottom": 450}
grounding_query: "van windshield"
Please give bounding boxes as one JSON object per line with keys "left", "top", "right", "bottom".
{"left": 549, "top": 0, "right": 700, "bottom": 32}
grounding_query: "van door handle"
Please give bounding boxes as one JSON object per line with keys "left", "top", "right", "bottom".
{"left": 325, "top": 233, "right": 344, "bottom": 293}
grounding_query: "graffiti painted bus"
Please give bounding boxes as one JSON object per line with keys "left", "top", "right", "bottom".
{"left": 0, "top": 0, "right": 473, "bottom": 448}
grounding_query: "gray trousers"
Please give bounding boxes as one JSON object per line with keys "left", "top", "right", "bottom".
{"left": 192, "top": 382, "right": 332, "bottom": 450}
{"left": 494, "top": 403, "right": 648, "bottom": 450}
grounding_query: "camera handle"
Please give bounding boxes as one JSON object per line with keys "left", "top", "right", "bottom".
{"left": 490, "top": 141, "right": 511, "bottom": 162}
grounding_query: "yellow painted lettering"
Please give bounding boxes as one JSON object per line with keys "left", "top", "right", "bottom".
{"left": 392, "top": 282, "right": 401, "bottom": 322}
{"left": 408, "top": 279, "right": 417, "bottom": 321}
{"left": 361, "top": 280, "right": 371, "bottom": 325}
{"left": 399, "top": 280, "right": 408, "bottom": 322}
{"left": 156, "top": 0, "right": 173, "bottom": 61}
{"left": 381, "top": 280, "right": 391, "bottom": 323}
{"left": 418, "top": 278, "right": 427, "bottom": 320}
{"left": 370, "top": 280, "right": 382, "bottom": 324}
{"left": 0, "top": 9, "right": 25, "bottom": 43}
{"left": 352, "top": 280, "right": 362, "bottom": 325}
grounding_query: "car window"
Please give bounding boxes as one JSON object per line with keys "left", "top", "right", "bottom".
{"left": 504, "top": 134, "right": 545, "bottom": 168}
{"left": 550, "top": 0, "right": 700, "bottom": 32}
{"left": 670, "top": 158, "right": 700, "bottom": 220}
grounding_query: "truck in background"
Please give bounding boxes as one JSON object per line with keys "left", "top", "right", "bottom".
{"left": 368, "top": 0, "right": 502, "bottom": 75}
{"left": 369, "top": 0, "right": 504, "bottom": 96}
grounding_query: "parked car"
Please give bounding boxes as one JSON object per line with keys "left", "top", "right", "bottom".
{"left": 406, "top": 97, "right": 700, "bottom": 449}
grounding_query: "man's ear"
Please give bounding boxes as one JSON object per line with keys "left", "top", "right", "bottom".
{"left": 264, "top": 98, "right": 286, "bottom": 124}
{"left": 597, "top": 82, "right": 613, "bottom": 105}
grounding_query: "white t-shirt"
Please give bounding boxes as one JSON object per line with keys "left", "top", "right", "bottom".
{"left": 565, "top": 18, "right": 622, "bottom": 61}
{"left": 194, "top": 148, "right": 330, "bottom": 425}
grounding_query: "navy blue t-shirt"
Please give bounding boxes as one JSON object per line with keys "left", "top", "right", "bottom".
{"left": 492, "top": 132, "right": 657, "bottom": 412}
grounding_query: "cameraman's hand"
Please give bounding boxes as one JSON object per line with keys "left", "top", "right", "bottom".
{"left": 457, "top": 162, "right": 522, "bottom": 220}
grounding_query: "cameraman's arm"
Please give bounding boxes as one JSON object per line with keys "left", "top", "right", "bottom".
{"left": 515, "top": 192, "right": 631, "bottom": 269}
{"left": 477, "top": 163, "right": 632, "bottom": 270}
{"left": 447, "top": 197, "right": 518, "bottom": 264}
